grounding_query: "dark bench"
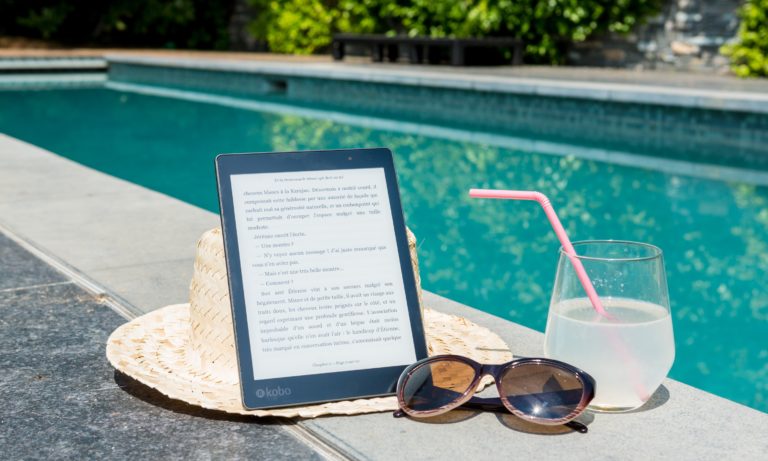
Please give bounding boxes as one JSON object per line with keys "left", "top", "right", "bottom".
{"left": 332, "top": 34, "right": 524, "bottom": 66}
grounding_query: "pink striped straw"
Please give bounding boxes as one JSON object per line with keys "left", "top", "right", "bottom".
{"left": 469, "top": 189, "right": 609, "bottom": 317}
{"left": 470, "top": 189, "right": 651, "bottom": 400}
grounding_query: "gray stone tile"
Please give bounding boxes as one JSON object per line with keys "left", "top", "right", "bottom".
{"left": 0, "top": 232, "right": 67, "bottom": 290}
{"left": 0, "top": 190, "right": 218, "bottom": 273}
{"left": 0, "top": 135, "right": 220, "bottom": 276}
{"left": 0, "top": 136, "right": 135, "bottom": 205}
{"left": 0, "top": 283, "right": 321, "bottom": 460}
{"left": 87, "top": 258, "right": 195, "bottom": 312}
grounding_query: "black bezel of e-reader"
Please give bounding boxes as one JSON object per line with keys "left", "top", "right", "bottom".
{"left": 215, "top": 147, "right": 428, "bottom": 410}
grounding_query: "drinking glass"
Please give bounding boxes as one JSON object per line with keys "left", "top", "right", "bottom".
{"left": 543, "top": 240, "right": 675, "bottom": 412}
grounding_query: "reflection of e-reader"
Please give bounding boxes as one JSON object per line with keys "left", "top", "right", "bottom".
{"left": 215, "top": 148, "right": 428, "bottom": 409}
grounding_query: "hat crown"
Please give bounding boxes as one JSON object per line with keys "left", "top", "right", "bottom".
{"left": 187, "top": 227, "right": 423, "bottom": 383}
{"left": 189, "top": 228, "right": 239, "bottom": 383}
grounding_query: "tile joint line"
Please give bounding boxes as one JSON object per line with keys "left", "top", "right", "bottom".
{"left": 0, "top": 280, "right": 73, "bottom": 294}
{"left": 0, "top": 220, "right": 141, "bottom": 320}
{"left": 276, "top": 420, "right": 358, "bottom": 461}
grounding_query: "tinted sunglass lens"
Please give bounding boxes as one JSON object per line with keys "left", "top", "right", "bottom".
{"left": 500, "top": 363, "right": 585, "bottom": 421}
{"left": 401, "top": 359, "right": 476, "bottom": 414}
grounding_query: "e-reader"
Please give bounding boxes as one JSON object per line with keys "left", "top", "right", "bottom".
{"left": 215, "top": 148, "right": 428, "bottom": 409}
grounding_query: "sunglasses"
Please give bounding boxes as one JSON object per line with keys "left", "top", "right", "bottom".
{"left": 394, "top": 355, "right": 595, "bottom": 433}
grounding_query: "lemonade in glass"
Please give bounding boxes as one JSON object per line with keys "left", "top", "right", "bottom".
{"left": 544, "top": 241, "right": 675, "bottom": 412}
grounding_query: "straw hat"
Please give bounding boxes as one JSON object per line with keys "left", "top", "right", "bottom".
{"left": 107, "top": 227, "right": 512, "bottom": 418}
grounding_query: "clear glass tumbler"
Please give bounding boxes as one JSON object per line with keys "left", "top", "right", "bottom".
{"left": 544, "top": 240, "right": 675, "bottom": 412}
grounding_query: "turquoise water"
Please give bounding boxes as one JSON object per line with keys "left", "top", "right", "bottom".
{"left": 1, "top": 87, "right": 766, "bottom": 413}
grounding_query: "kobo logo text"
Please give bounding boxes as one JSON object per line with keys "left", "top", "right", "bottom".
{"left": 255, "top": 386, "right": 292, "bottom": 399}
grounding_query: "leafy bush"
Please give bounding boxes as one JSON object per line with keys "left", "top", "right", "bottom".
{"left": 1, "top": 0, "right": 233, "bottom": 49}
{"left": 249, "top": 0, "right": 662, "bottom": 63}
{"left": 248, "top": 0, "right": 386, "bottom": 54}
{"left": 393, "top": 0, "right": 662, "bottom": 62}
{"left": 14, "top": 4, "right": 73, "bottom": 40}
{"left": 248, "top": 0, "right": 334, "bottom": 54}
{"left": 722, "top": 0, "right": 768, "bottom": 77}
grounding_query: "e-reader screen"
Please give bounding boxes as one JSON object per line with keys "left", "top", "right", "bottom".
{"left": 216, "top": 148, "right": 427, "bottom": 409}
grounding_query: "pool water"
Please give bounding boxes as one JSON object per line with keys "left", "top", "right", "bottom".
{"left": 1, "top": 87, "right": 766, "bottom": 413}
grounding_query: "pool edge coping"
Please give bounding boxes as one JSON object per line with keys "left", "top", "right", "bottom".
{"left": 106, "top": 54, "right": 768, "bottom": 115}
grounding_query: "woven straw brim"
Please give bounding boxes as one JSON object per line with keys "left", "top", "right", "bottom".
{"left": 107, "top": 304, "right": 512, "bottom": 418}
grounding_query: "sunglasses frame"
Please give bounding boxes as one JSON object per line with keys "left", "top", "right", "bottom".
{"left": 396, "top": 355, "right": 595, "bottom": 426}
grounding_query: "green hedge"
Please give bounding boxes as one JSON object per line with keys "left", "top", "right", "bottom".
{"left": 1, "top": 0, "right": 233, "bottom": 49}
{"left": 722, "top": 0, "right": 768, "bottom": 77}
{"left": 249, "top": 0, "right": 662, "bottom": 63}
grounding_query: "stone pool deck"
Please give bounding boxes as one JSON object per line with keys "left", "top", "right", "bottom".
{"left": 2, "top": 134, "right": 768, "bottom": 460}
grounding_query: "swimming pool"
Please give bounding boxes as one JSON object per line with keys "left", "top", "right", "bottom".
{"left": 1, "top": 82, "right": 766, "bottom": 413}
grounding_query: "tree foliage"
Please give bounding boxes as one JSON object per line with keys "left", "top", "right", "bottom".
{"left": 1, "top": 0, "right": 233, "bottom": 49}
{"left": 722, "top": 0, "right": 768, "bottom": 77}
{"left": 249, "top": 0, "right": 662, "bottom": 62}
